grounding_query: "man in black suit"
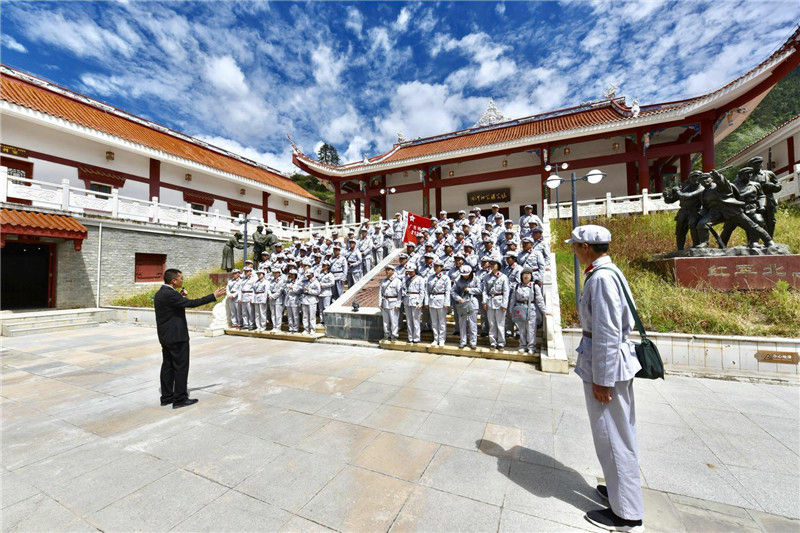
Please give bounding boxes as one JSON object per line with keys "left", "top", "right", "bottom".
{"left": 155, "top": 269, "right": 225, "bottom": 409}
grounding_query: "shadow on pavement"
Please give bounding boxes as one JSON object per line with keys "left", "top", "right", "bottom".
{"left": 477, "top": 439, "right": 602, "bottom": 514}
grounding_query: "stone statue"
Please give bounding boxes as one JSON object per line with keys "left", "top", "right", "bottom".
{"left": 221, "top": 231, "right": 243, "bottom": 272}
{"left": 719, "top": 167, "right": 765, "bottom": 246}
{"left": 749, "top": 156, "right": 782, "bottom": 237}
{"left": 695, "top": 170, "right": 773, "bottom": 249}
{"left": 252, "top": 225, "right": 267, "bottom": 262}
{"left": 664, "top": 170, "right": 704, "bottom": 250}
{"left": 263, "top": 227, "right": 278, "bottom": 254}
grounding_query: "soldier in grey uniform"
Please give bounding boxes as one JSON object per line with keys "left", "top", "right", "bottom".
{"left": 452, "top": 265, "right": 480, "bottom": 349}
{"left": 392, "top": 212, "right": 405, "bottom": 248}
{"left": 379, "top": 265, "right": 404, "bottom": 340}
{"left": 253, "top": 269, "right": 269, "bottom": 331}
{"left": 238, "top": 266, "right": 256, "bottom": 330}
{"left": 358, "top": 228, "right": 373, "bottom": 273}
{"left": 268, "top": 267, "right": 285, "bottom": 331}
{"left": 427, "top": 259, "right": 451, "bottom": 347}
{"left": 317, "top": 261, "right": 335, "bottom": 321}
{"left": 300, "top": 270, "right": 321, "bottom": 334}
{"left": 519, "top": 204, "right": 542, "bottom": 229}
{"left": 372, "top": 225, "right": 385, "bottom": 264}
{"left": 329, "top": 245, "right": 348, "bottom": 299}
{"left": 511, "top": 267, "right": 546, "bottom": 354}
{"left": 482, "top": 257, "right": 510, "bottom": 350}
{"left": 568, "top": 225, "right": 644, "bottom": 532}
{"left": 477, "top": 257, "right": 491, "bottom": 337}
{"left": 284, "top": 269, "right": 302, "bottom": 333}
{"left": 226, "top": 269, "right": 242, "bottom": 328}
{"left": 345, "top": 239, "right": 363, "bottom": 287}
{"left": 403, "top": 263, "right": 427, "bottom": 343}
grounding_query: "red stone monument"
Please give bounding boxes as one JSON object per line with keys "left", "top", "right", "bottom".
{"left": 655, "top": 255, "right": 800, "bottom": 290}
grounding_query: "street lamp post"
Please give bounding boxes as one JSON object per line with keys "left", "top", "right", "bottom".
{"left": 379, "top": 187, "right": 397, "bottom": 220}
{"left": 545, "top": 166, "right": 606, "bottom": 302}
{"left": 235, "top": 215, "right": 260, "bottom": 263}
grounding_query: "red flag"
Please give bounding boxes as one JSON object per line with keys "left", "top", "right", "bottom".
{"left": 402, "top": 211, "right": 432, "bottom": 243}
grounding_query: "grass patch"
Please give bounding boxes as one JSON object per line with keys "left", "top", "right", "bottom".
{"left": 552, "top": 205, "right": 800, "bottom": 337}
{"left": 112, "top": 268, "right": 223, "bottom": 311}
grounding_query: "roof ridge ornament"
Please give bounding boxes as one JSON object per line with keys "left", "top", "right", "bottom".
{"left": 397, "top": 132, "right": 406, "bottom": 143}
{"left": 604, "top": 83, "right": 619, "bottom": 99}
{"left": 474, "top": 98, "right": 504, "bottom": 128}
{"left": 631, "top": 98, "right": 640, "bottom": 118}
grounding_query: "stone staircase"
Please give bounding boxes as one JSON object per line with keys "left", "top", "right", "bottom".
{"left": 0, "top": 308, "right": 114, "bottom": 336}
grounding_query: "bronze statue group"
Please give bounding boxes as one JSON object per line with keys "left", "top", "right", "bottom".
{"left": 665, "top": 156, "right": 781, "bottom": 250}
{"left": 223, "top": 204, "right": 551, "bottom": 352}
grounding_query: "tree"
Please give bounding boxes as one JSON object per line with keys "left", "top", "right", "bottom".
{"left": 317, "top": 142, "right": 340, "bottom": 165}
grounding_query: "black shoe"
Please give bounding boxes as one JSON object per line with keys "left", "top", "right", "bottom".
{"left": 173, "top": 398, "right": 199, "bottom": 409}
{"left": 596, "top": 484, "right": 609, "bottom": 502}
{"left": 160, "top": 399, "right": 172, "bottom": 406}
{"left": 584, "top": 508, "right": 643, "bottom": 532}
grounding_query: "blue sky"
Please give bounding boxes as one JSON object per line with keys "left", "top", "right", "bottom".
{"left": 2, "top": 1, "right": 798, "bottom": 173}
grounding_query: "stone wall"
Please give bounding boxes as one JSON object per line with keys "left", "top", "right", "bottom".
{"left": 55, "top": 219, "right": 229, "bottom": 308}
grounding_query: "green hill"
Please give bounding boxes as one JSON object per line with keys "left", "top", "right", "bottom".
{"left": 716, "top": 65, "right": 800, "bottom": 165}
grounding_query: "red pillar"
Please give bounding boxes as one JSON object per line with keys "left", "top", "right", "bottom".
{"left": 679, "top": 154, "right": 691, "bottom": 183}
{"left": 637, "top": 138, "right": 649, "bottom": 193}
{"left": 434, "top": 182, "right": 442, "bottom": 215}
{"left": 149, "top": 158, "right": 160, "bottom": 199}
{"left": 422, "top": 169, "right": 431, "bottom": 217}
{"left": 355, "top": 198, "right": 362, "bottom": 223}
{"left": 363, "top": 192, "right": 370, "bottom": 221}
{"left": 381, "top": 175, "right": 388, "bottom": 219}
{"left": 261, "top": 191, "right": 270, "bottom": 222}
{"left": 625, "top": 138, "right": 637, "bottom": 195}
{"left": 788, "top": 136, "right": 796, "bottom": 170}
{"left": 701, "top": 118, "right": 715, "bottom": 171}
{"left": 306, "top": 204, "right": 311, "bottom": 227}
{"left": 334, "top": 181, "right": 342, "bottom": 224}
{"left": 653, "top": 164, "right": 664, "bottom": 192}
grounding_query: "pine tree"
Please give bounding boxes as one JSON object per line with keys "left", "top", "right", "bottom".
{"left": 317, "top": 143, "right": 340, "bottom": 165}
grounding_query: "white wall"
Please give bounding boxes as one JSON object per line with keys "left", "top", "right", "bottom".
{"left": 2, "top": 112, "right": 331, "bottom": 224}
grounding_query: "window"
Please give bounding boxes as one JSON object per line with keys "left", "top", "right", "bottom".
{"left": 89, "top": 182, "right": 112, "bottom": 198}
{"left": 134, "top": 253, "right": 166, "bottom": 283}
{"left": 190, "top": 203, "right": 207, "bottom": 213}
{"left": 1, "top": 156, "right": 33, "bottom": 185}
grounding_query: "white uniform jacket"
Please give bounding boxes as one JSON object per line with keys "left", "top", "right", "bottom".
{"left": 482, "top": 271, "right": 510, "bottom": 310}
{"left": 379, "top": 276, "right": 404, "bottom": 310}
{"left": 268, "top": 275, "right": 286, "bottom": 301}
{"left": 426, "top": 272, "right": 451, "bottom": 309}
{"left": 575, "top": 256, "right": 641, "bottom": 387}
{"left": 318, "top": 272, "right": 335, "bottom": 297}
{"left": 403, "top": 275, "right": 428, "bottom": 307}
{"left": 239, "top": 276, "right": 256, "bottom": 303}
{"left": 329, "top": 256, "right": 348, "bottom": 281}
{"left": 392, "top": 220, "right": 405, "bottom": 240}
{"left": 226, "top": 277, "right": 242, "bottom": 300}
{"left": 284, "top": 279, "right": 302, "bottom": 307}
{"left": 253, "top": 278, "right": 269, "bottom": 304}
{"left": 300, "top": 278, "right": 321, "bottom": 305}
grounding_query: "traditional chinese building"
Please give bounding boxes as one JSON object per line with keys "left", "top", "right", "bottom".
{"left": 293, "top": 27, "right": 800, "bottom": 223}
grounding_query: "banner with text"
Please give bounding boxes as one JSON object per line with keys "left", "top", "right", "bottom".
{"left": 402, "top": 211, "right": 432, "bottom": 243}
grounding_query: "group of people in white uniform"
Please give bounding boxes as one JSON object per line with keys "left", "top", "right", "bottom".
{"left": 379, "top": 203, "right": 550, "bottom": 353}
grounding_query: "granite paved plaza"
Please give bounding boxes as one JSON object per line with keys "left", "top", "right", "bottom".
{"left": 2, "top": 324, "right": 798, "bottom": 532}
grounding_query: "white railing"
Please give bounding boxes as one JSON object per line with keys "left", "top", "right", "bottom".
{"left": 0, "top": 170, "right": 341, "bottom": 241}
{"left": 546, "top": 170, "right": 800, "bottom": 220}
{"left": 539, "top": 205, "right": 568, "bottom": 373}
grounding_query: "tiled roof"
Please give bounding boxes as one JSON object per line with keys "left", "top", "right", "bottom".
{"left": 0, "top": 68, "right": 322, "bottom": 203}
{"left": 1, "top": 208, "right": 88, "bottom": 238}
{"left": 294, "top": 25, "right": 800, "bottom": 176}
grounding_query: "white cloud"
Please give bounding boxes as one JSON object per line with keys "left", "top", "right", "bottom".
{"left": 394, "top": 7, "right": 411, "bottom": 32}
{"left": 439, "top": 32, "right": 518, "bottom": 89}
{"left": 324, "top": 106, "right": 362, "bottom": 145}
{"left": 343, "top": 135, "right": 372, "bottom": 163}
{"left": 495, "top": 3, "right": 506, "bottom": 15}
{"left": 204, "top": 55, "right": 249, "bottom": 95}
{"left": 195, "top": 135, "right": 294, "bottom": 175}
{"left": 311, "top": 45, "right": 346, "bottom": 86}
{"left": 345, "top": 7, "right": 363, "bottom": 37}
{"left": 3, "top": 35, "right": 27, "bottom": 53}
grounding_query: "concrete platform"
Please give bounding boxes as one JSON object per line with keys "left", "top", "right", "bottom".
{"left": 379, "top": 339, "right": 539, "bottom": 363}
{"left": 224, "top": 328, "right": 324, "bottom": 342}
{"left": 2, "top": 324, "right": 798, "bottom": 532}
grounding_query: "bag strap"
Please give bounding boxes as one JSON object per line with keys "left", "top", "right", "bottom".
{"left": 591, "top": 267, "right": 648, "bottom": 340}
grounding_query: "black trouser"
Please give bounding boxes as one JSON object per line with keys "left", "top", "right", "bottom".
{"left": 160, "top": 341, "right": 190, "bottom": 403}
{"left": 674, "top": 209, "right": 699, "bottom": 250}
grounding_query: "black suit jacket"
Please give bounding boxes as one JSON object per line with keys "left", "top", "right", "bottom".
{"left": 154, "top": 285, "right": 216, "bottom": 345}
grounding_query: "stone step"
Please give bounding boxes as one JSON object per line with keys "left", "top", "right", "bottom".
{"left": 410, "top": 330, "right": 542, "bottom": 348}
{"left": 379, "top": 339, "right": 540, "bottom": 363}
{"left": 224, "top": 328, "right": 323, "bottom": 342}
{"left": 0, "top": 309, "right": 109, "bottom": 327}
{"left": 3, "top": 319, "right": 100, "bottom": 336}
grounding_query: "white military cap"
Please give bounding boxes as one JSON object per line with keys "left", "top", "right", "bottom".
{"left": 458, "top": 209, "right": 466, "bottom": 215}
{"left": 257, "top": 269, "right": 266, "bottom": 275}
{"left": 394, "top": 212, "right": 402, "bottom": 217}
{"left": 271, "top": 267, "right": 281, "bottom": 273}
{"left": 522, "top": 237, "right": 534, "bottom": 243}
{"left": 433, "top": 258, "right": 443, "bottom": 266}
{"left": 424, "top": 252, "right": 436, "bottom": 259}
{"left": 261, "top": 250, "right": 269, "bottom": 255}
{"left": 565, "top": 224, "right": 612, "bottom": 244}
{"left": 468, "top": 212, "right": 476, "bottom": 217}
{"left": 439, "top": 210, "right": 447, "bottom": 214}
{"left": 491, "top": 204, "right": 500, "bottom": 208}
{"left": 460, "top": 265, "right": 473, "bottom": 275}
{"left": 305, "top": 269, "right": 315, "bottom": 276}
{"left": 231, "top": 268, "right": 241, "bottom": 274}
{"left": 524, "top": 204, "right": 533, "bottom": 209}
{"left": 405, "top": 262, "right": 417, "bottom": 271}
{"left": 244, "top": 259, "right": 254, "bottom": 264}
{"left": 494, "top": 213, "right": 503, "bottom": 219}
{"left": 243, "top": 266, "right": 253, "bottom": 271}
{"left": 288, "top": 268, "right": 298, "bottom": 275}
{"left": 434, "top": 228, "right": 444, "bottom": 234}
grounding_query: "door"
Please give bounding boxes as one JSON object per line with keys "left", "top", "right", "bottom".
{"left": 1, "top": 241, "right": 53, "bottom": 309}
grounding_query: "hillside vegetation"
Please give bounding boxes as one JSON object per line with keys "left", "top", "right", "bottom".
{"left": 716, "top": 66, "right": 800, "bottom": 165}
{"left": 551, "top": 205, "right": 800, "bottom": 337}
